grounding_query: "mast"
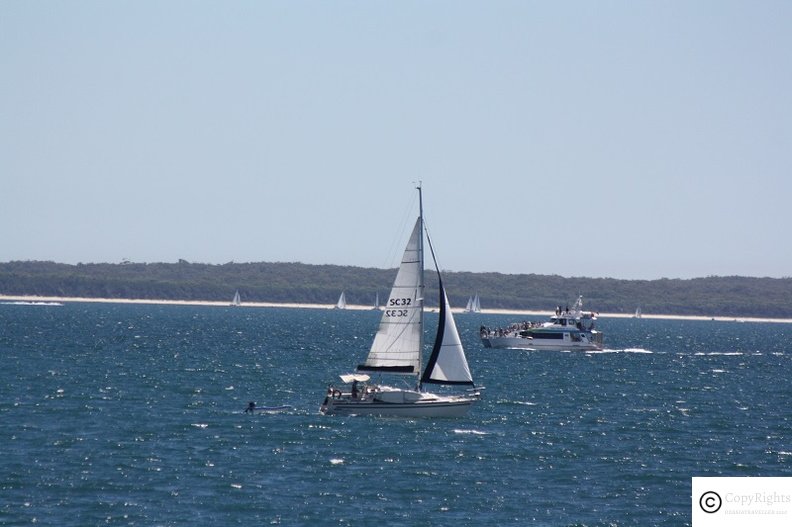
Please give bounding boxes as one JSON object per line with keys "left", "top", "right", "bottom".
{"left": 417, "top": 183, "right": 425, "bottom": 387}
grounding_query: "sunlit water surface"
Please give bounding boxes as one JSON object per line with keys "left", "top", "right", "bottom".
{"left": 1, "top": 303, "right": 790, "bottom": 526}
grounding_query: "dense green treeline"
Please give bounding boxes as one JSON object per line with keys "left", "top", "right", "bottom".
{"left": 1, "top": 260, "right": 790, "bottom": 318}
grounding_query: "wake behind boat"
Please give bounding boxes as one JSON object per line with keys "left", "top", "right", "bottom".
{"left": 320, "top": 185, "right": 480, "bottom": 417}
{"left": 481, "top": 296, "right": 604, "bottom": 351}
{"left": 244, "top": 402, "right": 291, "bottom": 413}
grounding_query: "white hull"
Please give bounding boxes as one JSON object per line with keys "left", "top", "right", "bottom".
{"left": 482, "top": 335, "right": 602, "bottom": 351}
{"left": 321, "top": 396, "right": 474, "bottom": 417}
{"left": 321, "top": 385, "right": 476, "bottom": 417}
{"left": 481, "top": 296, "right": 603, "bottom": 352}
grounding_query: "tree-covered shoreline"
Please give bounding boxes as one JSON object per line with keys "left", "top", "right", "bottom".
{"left": 1, "top": 260, "right": 790, "bottom": 318}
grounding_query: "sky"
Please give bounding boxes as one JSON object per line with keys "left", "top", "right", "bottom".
{"left": 2, "top": 1, "right": 791, "bottom": 280}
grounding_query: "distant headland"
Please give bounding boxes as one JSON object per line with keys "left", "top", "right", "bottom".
{"left": 1, "top": 260, "right": 790, "bottom": 319}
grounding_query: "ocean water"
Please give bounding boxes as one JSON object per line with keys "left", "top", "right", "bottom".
{"left": 1, "top": 303, "right": 790, "bottom": 526}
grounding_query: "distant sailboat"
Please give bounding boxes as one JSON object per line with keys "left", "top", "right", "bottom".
{"left": 372, "top": 291, "right": 380, "bottom": 310}
{"left": 320, "top": 185, "right": 480, "bottom": 417}
{"left": 634, "top": 307, "right": 642, "bottom": 318}
{"left": 464, "top": 293, "right": 481, "bottom": 313}
{"left": 335, "top": 291, "right": 347, "bottom": 310}
{"left": 231, "top": 290, "right": 241, "bottom": 307}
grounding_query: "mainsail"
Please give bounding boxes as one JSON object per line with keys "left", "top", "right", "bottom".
{"left": 357, "top": 218, "right": 423, "bottom": 375}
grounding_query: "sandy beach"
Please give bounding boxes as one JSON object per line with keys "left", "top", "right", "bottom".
{"left": 2, "top": 294, "right": 791, "bottom": 324}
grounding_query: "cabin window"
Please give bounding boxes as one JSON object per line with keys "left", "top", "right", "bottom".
{"left": 534, "top": 332, "right": 563, "bottom": 339}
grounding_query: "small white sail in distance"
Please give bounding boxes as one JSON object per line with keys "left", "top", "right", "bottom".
{"left": 335, "top": 291, "right": 347, "bottom": 309}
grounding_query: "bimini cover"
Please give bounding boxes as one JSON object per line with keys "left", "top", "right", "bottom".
{"left": 339, "top": 374, "right": 371, "bottom": 384}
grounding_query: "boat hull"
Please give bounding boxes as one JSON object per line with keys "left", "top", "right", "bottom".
{"left": 479, "top": 295, "right": 604, "bottom": 352}
{"left": 320, "top": 395, "right": 474, "bottom": 417}
{"left": 481, "top": 335, "right": 602, "bottom": 351}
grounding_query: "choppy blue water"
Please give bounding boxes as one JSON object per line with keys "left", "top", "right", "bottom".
{"left": 1, "top": 303, "right": 790, "bottom": 526}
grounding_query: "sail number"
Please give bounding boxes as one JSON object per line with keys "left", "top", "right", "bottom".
{"left": 385, "top": 298, "right": 412, "bottom": 317}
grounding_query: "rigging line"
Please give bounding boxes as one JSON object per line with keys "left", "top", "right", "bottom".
{"left": 381, "top": 190, "right": 419, "bottom": 272}
{"left": 374, "top": 309, "right": 420, "bottom": 356}
{"left": 423, "top": 218, "right": 443, "bottom": 277}
{"left": 418, "top": 184, "right": 444, "bottom": 276}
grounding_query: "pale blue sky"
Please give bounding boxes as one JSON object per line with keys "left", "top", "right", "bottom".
{"left": 2, "top": 2, "right": 791, "bottom": 279}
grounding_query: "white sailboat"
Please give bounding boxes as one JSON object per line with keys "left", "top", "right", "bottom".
{"left": 335, "top": 291, "right": 347, "bottom": 310}
{"left": 231, "top": 290, "right": 241, "bottom": 307}
{"left": 321, "top": 186, "right": 480, "bottom": 417}
{"left": 634, "top": 307, "right": 642, "bottom": 318}
{"left": 463, "top": 293, "right": 481, "bottom": 314}
{"left": 372, "top": 291, "right": 380, "bottom": 310}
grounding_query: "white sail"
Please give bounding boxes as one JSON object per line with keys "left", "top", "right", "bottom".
{"left": 422, "top": 283, "right": 474, "bottom": 385}
{"left": 320, "top": 185, "right": 478, "bottom": 417}
{"left": 473, "top": 293, "right": 481, "bottom": 313}
{"left": 358, "top": 218, "right": 423, "bottom": 375}
{"left": 464, "top": 296, "right": 473, "bottom": 313}
{"left": 232, "top": 290, "right": 241, "bottom": 306}
{"left": 335, "top": 291, "right": 347, "bottom": 309}
{"left": 572, "top": 295, "right": 584, "bottom": 317}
